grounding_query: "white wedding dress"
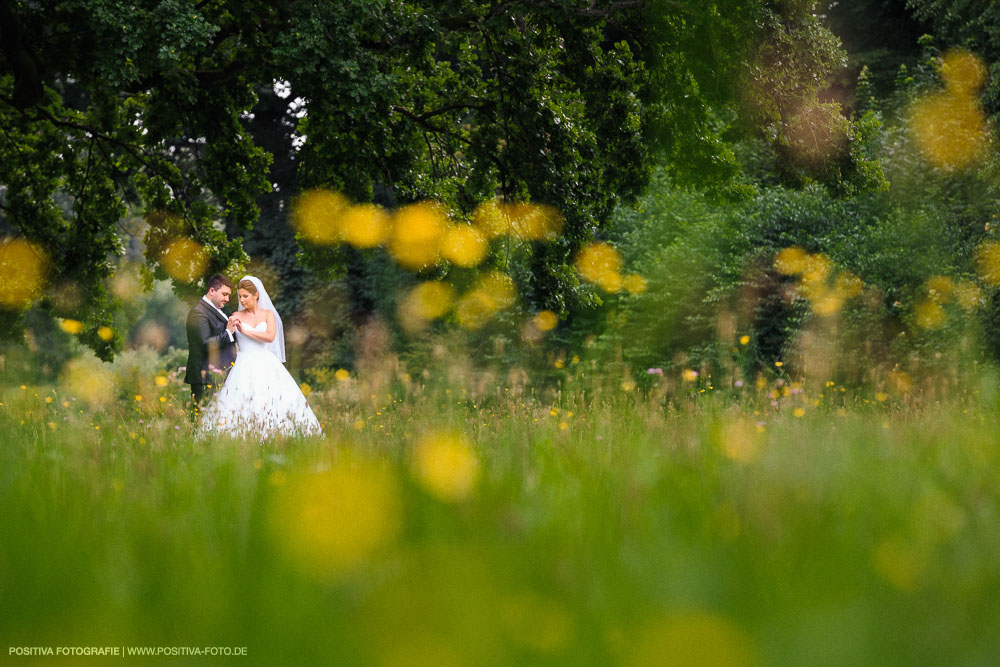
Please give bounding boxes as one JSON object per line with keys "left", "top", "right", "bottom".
{"left": 199, "top": 320, "right": 322, "bottom": 438}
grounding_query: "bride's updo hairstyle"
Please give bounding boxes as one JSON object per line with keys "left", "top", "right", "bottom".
{"left": 238, "top": 279, "right": 259, "bottom": 308}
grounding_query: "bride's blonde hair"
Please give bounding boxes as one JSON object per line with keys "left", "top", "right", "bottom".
{"left": 238, "top": 279, "right": 258, "bottom": 295}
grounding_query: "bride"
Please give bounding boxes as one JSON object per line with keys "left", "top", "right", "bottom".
{"left": 199, "top": 276, "right": 322, "bottom": 438}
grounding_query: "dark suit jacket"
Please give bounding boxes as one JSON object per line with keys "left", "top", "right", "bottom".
{"left": 184, "top": 299, "right": 238, "bottom": 386}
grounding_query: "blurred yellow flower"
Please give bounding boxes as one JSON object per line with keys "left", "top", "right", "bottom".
{"left": 954, "top": 280, "right": 983, "bottom": 310}
{"left": 504, "top": 202, "right": 563, "bottom": 241}
{"left": 0, "top": 238, "right": 48, "bottom": 308}
{"left": 270, "top": 462, "right": 402, "bottom": 579}
{"left": 682, "top": 369, "right": 699, "bottom": 382}
{"left": 889, "top": 370, "right": 914, "bottom": 394}
{"left": 793, "top": 407, "right": 805, "bottom": 418}
{"left": 399, "top": 281, "right": 455, "bottom": 330}
{"left": 801, "top": 253, "right": 833, "bottom": 286}
{"left": 133, "top": 395, "right": 142, "bottom": 402}
{"left": 62, "top": 358, "right": 114, "bottom": 407}
{"left": 292, "top": 189, "right": 349, "bottom": 244}
{"left": 624, "top": 612, "right": 757, "bottom": 667}
{"left": 455, "top": 272, "right": 516, "bottom": 330}
{"left": 411, "top": 431, "right": 481, "bottom": 502}
{"left": 534, "top": 310, "right": 558, "bottom": 332}
{"left": 340, "top": 203, "right": 391, "bottom": 249}
{"left": 59, "top": 319, "right": 84, "bottom": 334}
{"left": 335, "top": 368, "right": 351, "bottom": 382}
{"left": 575, "top": 242, "right": 623, "bottom": 293}
{"left": 389, "top": 201, "right": 447, "bottom": 269}
{"left": 774, "top": 246, "right": 808, "bottom": 275}
{"left": 915, "top": 299, "right": 946, "bottom": 329}
{"left": 155, "top": 375, "right": 168, "bottom": 386}
{"left": 97, "top": 326, "right": 114, "bottom": 342}
{"left": 299, "top": 383, "right": 312, "bottom": 397}
{"left": 160, "top": 238, "right": 209, "bottom": 283}
{"left": 471, "top": 199, "right": 509, "bottom": 239}
{"left": 623, "top": 273, "right": 648, "bottom": 295}
{"left": 811, "top": 292, "right": 844, "bottom": 317}
{"left": 739, "top": 335, "right": 751, "bottom": 345}
{"left": 722, "top": 420, "right": 761, "bottom": 463}
{"left": 834, "top": 271, "right": 864, "bottom": 300}
{"left": 941, "top": 48, "right": 987, "bottom": 96}
{"left": 479, "top": 270, "right": 516, "bottom": 308}
{"left": 454, "top": 290, "right": 492, "bottom": 330}
{"left": 440, "top": 225, "right": 488, "bottom": 267}
{"left": 925, "top": 275, "right": 955, "bottom": 301}
{"left": 910, "top": 78, "right": 988, "bottom": 171}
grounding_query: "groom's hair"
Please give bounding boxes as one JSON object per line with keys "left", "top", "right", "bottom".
{"left": 205, "top": 274, "right": 234, "bottom": 292}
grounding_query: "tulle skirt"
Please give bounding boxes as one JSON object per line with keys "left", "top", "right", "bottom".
{"left": 199, "top": 347, "right": 322, "bottom": 439}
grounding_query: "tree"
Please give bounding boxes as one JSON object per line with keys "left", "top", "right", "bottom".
{"left": 905, "top": 0, "right": 1000, "bottom": 116}
{"left": 1, "top": 0, "right": 838, "bottom": 360}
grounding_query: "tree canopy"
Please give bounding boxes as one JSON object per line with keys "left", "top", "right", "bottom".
{"left": 1, "top": 0, "right": 844, "bottom": 359}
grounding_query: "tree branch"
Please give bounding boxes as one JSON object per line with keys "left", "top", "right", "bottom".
{"left": 0, "top": 95, "right": 192, "bottom": 220}
{"left": 412, "top": 103, "right": 487, "bottom": 122}
{"left": 392, "top": 106, "right": 475, "bottom": 143}
{"left": 572, "top": 0, "right": 645, "bottom": 17}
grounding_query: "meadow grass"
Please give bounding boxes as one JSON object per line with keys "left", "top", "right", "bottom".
{"left": 2, "top": 371, "right": 1000, "bottom": 666}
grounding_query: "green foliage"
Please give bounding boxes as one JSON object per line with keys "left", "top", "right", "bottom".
{"left": 738, "top": 10, "right": 848, "bottom": 127}
{"left": 590, "top": 150, "right": 990, "bottom": 377}
{"left": 906, "top": 0, "right": 1000, "bottom": 115}
{"left": 1, "top": 0, "right": 846, "bottom": 362}
{"left": 824, "top": 0, "right": 929, "bottom": 96}
{"left": 583, "top": 20, "right": 1000, "bottom": 377}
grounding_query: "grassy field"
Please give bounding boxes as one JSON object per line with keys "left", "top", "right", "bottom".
{"left": 2, "top": 369, "right": 1000, "bottom": 666}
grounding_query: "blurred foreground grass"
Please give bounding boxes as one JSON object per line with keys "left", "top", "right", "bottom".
{"left": 2, "top": 374, "right": 1000, "bottom": 666}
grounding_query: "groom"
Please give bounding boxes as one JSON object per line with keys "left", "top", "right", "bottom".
{"left": 185, "top": 274, "right": 238, "bottom": 407}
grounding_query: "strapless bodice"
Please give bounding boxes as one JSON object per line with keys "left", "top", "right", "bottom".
{"left": 235, "top": 321, "right": 269, "bottom": 351}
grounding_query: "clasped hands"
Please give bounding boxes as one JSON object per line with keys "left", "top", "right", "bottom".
{"left": 227, "top": 313, "right": 244, "bottom": 333}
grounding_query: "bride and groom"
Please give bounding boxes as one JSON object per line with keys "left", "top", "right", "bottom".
{"left": 184, "top": 274, "right": 321, "bottom": 437}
